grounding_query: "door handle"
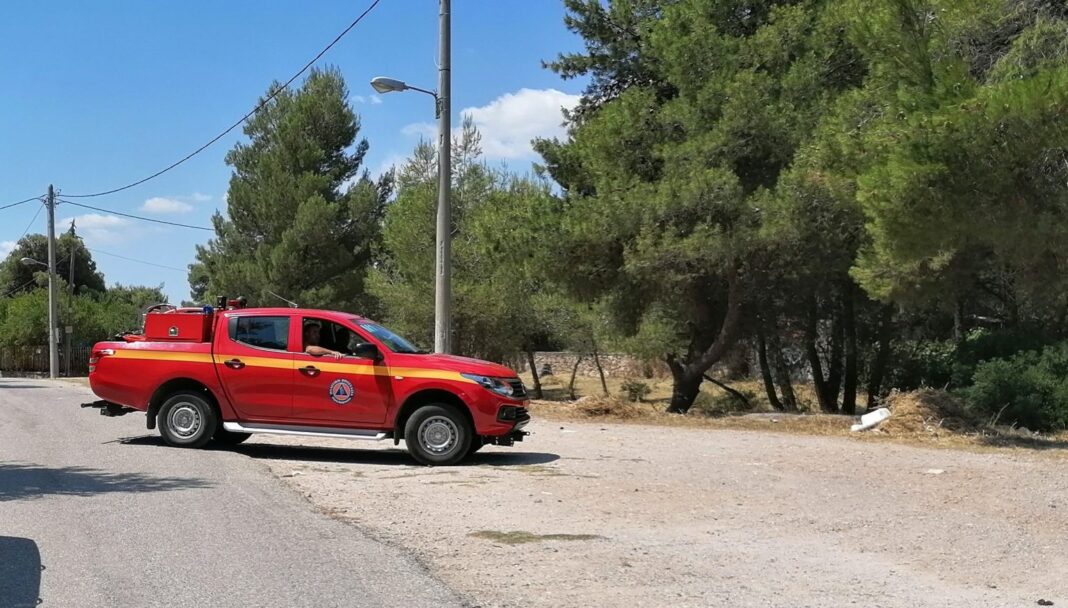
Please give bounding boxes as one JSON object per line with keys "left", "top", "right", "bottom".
{"left": 299, "top": 365, "right": 320, "bottom": 377}
{"left": 224, "top": 359, "right": 245, "bottom": 370}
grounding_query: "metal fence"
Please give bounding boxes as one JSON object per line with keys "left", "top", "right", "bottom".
{"left": 0, "top": 345, "right": 93, "bottom": 376}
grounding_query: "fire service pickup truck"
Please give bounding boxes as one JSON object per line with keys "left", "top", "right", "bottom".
{"left": 84, "top": 298, "right": 530, "bottom": 465}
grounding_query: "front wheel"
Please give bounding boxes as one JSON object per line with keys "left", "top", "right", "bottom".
{"left": 157, "top": 391, "right": 218, "bottom": 448}
{"left": 213, "top": 428, "right": 251, "bottom": 447}
{"left": 404, "top": 404, "right": 473, "bottom": 466}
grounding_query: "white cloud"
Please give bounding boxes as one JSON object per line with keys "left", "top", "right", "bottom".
{"left": 370, "top": 94, "right": 383, "bottom": 105}
{"left": 402, "top": 88, "right": 580, "bottom": 161}
{"left": 401, "top": 122, "right": 437, "bottom": 139}
{"left": 141, "top": 197, "right": 193, "bottom": 214}
{"left": 61, "top": 214, "right": 131, "bottom": 246}
{"left": 191, "top": 192, "right": 212, "bottom": 202}
{"left": 0, "top": 241, "right": 15, "bottom": 258}
{"left": 352, "top": 94, "right": 368, "bottom": 104}
{"left": 372, "top": 153, "right": 410, "bottom": 180}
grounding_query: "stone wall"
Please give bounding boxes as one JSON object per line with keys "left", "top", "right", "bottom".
{"left": 517, "top": 352, "right": 670, "bottom": 379}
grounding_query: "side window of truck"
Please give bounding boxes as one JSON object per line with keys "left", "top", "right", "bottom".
{"left": 229, "top": 316, "right": 290, "bottom": 351}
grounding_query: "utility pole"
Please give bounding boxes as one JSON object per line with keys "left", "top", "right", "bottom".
{"left": 45, "top": 185, "right": 59, "bottom": 379}
{"left": 66, "top": 220, "right": 77, "bottom": 377}
{"left": 434, "top": 0, "right": 452, "bottom": 354}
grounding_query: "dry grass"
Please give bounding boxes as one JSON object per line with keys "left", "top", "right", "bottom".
{"left": 525, "top": 372, "right": 1068, "bottom": 455}
{"left": 469, "top": 530, "right": 603, "bottom": 545}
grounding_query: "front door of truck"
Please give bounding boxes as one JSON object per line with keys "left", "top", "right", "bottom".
{"left": 215, "top": 313, "right": 294, "bottom": 421}
{"left": 291, "top": 317, "right": 390, "bottom": 426}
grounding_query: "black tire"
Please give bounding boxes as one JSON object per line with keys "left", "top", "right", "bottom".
{"left": 404, "top": 404, "right": 472, "bottom": 466}
{"left": 213, "top": 428, "right": 252, "bottom": 447}
{"left": 466, "top": 438, "right": 485, "bottom": 457}
{"left": 157, "top": 391, "right": 218, "bottom": 448}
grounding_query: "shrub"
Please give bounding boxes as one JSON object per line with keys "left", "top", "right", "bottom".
{"left": 690, "top": 389, "right": 756, "bottom": 417}
{"left": 964, "top": 342, "right": 1068, "bottom": 432}
{"left": 887, "top": 329, "right": 1051, "bottom": 392}
{"left": 619, "top": 378, "right": 652, "bottom": 402}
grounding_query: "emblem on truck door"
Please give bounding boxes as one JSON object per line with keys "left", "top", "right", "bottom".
{"left": 328, "top": 379, "right": 355, "bottom": 405}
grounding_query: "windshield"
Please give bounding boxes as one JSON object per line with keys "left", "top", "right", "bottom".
{"left": 356, "top": 321, "right": 422, "bottom": 354}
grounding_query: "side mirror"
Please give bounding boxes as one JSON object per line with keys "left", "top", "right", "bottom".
{"left": 352, "top": 342, "right": 381, "bottom": 360}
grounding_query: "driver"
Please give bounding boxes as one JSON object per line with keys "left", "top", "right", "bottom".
{"left": 302, "top": 320, "right": 343, "bottom": 360}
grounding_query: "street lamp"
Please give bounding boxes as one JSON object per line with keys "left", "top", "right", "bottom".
{"left": 21, "top": 255, "right": 59, "bottom": 378}
{"left": 370, "top": 1, "right": 452, "bottom": 354}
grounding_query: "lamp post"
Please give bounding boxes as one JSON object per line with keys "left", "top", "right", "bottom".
{"left": 21, "top": 255, "right": 59, "bottom": 378}
{"left": 370, "top": 0, "right": 452, "bottom": 354}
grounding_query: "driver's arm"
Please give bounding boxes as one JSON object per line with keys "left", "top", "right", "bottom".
{"left": 305, "top": 345, "right": 343, "bottom": 360}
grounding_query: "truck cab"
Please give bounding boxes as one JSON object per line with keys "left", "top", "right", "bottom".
{"left": 86, "top": 300, "right": 530, "bottom": 465}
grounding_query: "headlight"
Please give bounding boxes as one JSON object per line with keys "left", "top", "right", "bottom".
{"left": 461, "top": 373, "right": 514, "bottom": 397}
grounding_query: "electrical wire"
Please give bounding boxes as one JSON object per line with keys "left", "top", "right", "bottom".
{"left": 1, "top": 277, "right": 39, "bottom": 299}
{"left": 0, "top": 195, "right": 44, "bottom": 211}
{"left": 63, "top": 0, "right": 383, "bottom": 199}
{"left": 87, "top": 248, "right": 188, "bottom": 272}
{"left": 58, "top": 199, "right": 213, "bottom": 231}
{"left": 14, "top": 202, "right": 44, "bottom": 242}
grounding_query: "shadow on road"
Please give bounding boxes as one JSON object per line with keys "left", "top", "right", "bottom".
{"left": 233, "top": 443, "right": 561, "bottom": 467}
{"left": 0, "top": 384, "right": 46, "bottom": 390}
{"left": 111, "top": 434, "right": 560, "bottom": 466}
{"left": 978, "top": 435, "right": 1068, "bottom": 451}
{"left": 0, "top": 536, "right": 41, "bottom": 608}
{"left": 0, "top": 462, "right": 213, "bottom": 502}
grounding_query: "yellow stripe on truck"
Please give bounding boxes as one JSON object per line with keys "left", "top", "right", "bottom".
{"left": 112, "top": 350, "right": 214, "bottom": 364}
{"left": 111, "top": 350, "right": 474, "bottom": 382}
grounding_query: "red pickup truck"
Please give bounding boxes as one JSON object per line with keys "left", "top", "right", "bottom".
{"left": 84, "top": 299, "right": 530, "bottom": 465}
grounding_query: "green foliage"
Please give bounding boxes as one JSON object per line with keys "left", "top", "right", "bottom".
{"left": 887, "top": 328, "right": 1051, "bottom": 391}
{"left": 886, "top": 339, "right": 959, "bottom": 390}
{"left": 965, "top": 342, "right": 1068, "bottom": 431}
{"left": 370, "top": 120, "right": 568, "bottom": 361}
{"left": 620, "top": 378, "right": 652, "bottom": 402}
{"left": 0, "top": 233, "right": 105, "bottom": 296}
{"left": 190, "top": 68, "right": 389, "bottom": 312}
{"left": 0, "top": 283, "right": 165, "bottom": 347}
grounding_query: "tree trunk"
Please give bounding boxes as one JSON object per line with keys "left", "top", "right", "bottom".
{"left": 525, "top": 349, "right": 543, "bottom": 400}
{"left": 664, "top": 267, "right": 745, "bottom": 414}
{"left": 866, "top": 304, "right": 894, "bottom": 410}
{"left": 591, "top": 341, "right": 609, "bottom": 397}
{"left": 770, "top": 334, "right": 798, "bottom": 411}
{"left": 666, "top": 359, "right": 703, "bottom": 414}
{"left": 703, "top": 374, "right": 751, "bottom": 409}
{"left": 825, "top": 307, "right": 844, "bottom": 413}
{"left": 842, "top": 286, "right": 858, "bottom": 416}
{"left": 805, "top": 297, "right": 834, "bottom": 413}
{"left": 757, "top": 331, "right": 783, "bottom": 411}
{"left": 567, "top": 354, "right": 584, "bottom": 401}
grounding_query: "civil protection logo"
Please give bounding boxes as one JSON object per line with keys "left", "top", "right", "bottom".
{"left": 329, "top": 378, "right": 355, "bottom": 405}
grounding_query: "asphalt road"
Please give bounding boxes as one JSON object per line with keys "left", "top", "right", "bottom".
{"left": 0, "top": 378, "right": 464, "bottom": 608}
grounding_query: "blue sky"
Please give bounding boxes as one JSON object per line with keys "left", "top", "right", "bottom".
{"left": 0, "top": 1, "right": 586, "bottom": 303}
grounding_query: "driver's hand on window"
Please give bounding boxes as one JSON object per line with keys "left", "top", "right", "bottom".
{"left": 329, "top": 351, "right": 343, "bottom": 360}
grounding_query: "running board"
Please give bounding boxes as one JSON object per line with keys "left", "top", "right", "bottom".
{"left": 223, "top": 421, "right": 388, "bottom": 441}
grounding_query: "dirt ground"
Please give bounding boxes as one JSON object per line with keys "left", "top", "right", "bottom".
{"left": 244, "top": 416, "right": 1068, "bottom": 608}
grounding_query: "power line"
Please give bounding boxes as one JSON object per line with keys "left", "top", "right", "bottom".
{"left": 63, "top": 0, "right": 383, "bottom": 199}
{"left": 15, "top": 202, "right": 44, "bottom": 242}
{"left": 1, "top": 278, "right": 39, "bottom": 299}
{"left": 0, "top": 195, "right": 44, "bottom": 211}
{"left": 87, "top": 248, "right": 187, "bottom": 272}
{"left": 57, "top": 199, "right": 213, "bottom": 231}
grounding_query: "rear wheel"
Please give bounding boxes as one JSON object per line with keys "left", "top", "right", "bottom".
{"left": 213, "top": 428, "right": 251, "bottom": 447}
{"left": 157, "top": 391, "right": 217, "bottom": 448}
{"left": 404, "top": 404, "right": 472, "bottom": 466}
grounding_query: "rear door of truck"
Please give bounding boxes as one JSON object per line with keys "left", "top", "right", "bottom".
{"left": 214, "top": 312, "right": 294, "bottom": 421}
